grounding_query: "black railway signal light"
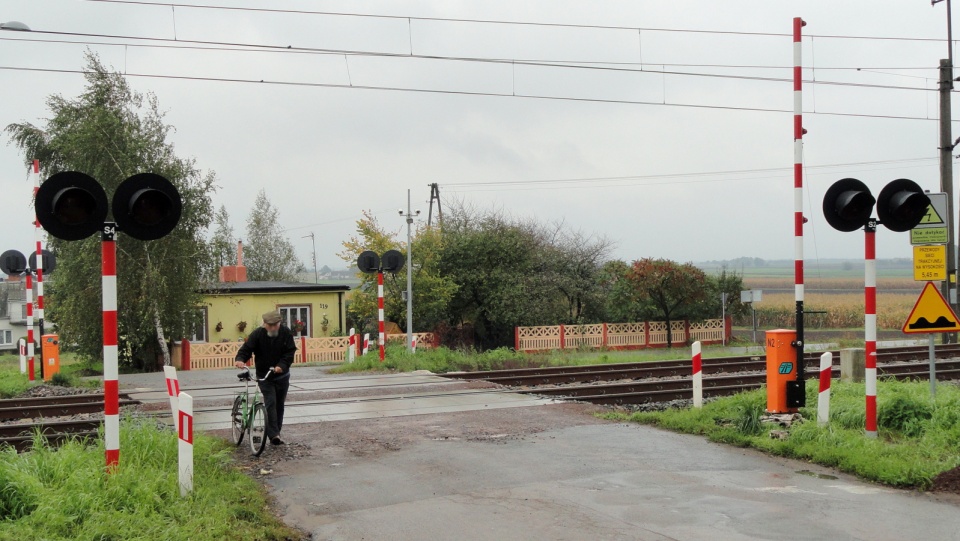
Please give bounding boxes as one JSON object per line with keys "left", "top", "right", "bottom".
{"left": 822, "top": 178, "right": 875, "bottom": 232}
{"left": 357, "top": 251, "right": 380, "bottom": 274}
{"left": 35, "top": 171, "right": 108, "bottom": 241}
{"left": 0, "top": 250, "right": 27, "bottom": 275}
{"left": 822, "top": 177, "right": 930, "bottom": 233}
{"left": 28, "top": 249, "right": 56, "bottom": 275}
{"left": 381, "top": 249, "right": 405, "bottom": 273}
{"left": 876, "top": 179, "right": 931, "bottom": 232}
{"left": 356, "top": 249, "right": 406, "bottom": 274}
{"left": 35, "top": 172, "right": 182, "bottom": 241}
{"left": 112, "top": 173, "right": 183, "bottom": 240}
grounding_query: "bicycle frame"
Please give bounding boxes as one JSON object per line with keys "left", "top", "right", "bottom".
{"left": 232, "top": 367, "right": 274, "bottom": 455}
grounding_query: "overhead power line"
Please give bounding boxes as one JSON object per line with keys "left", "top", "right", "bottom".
{"left": 0, "top": 63, "right": 950, "bottom": 122}
{"left": 86, "top": 0, "right": 957, "bottom": 44}
{"left": 0, "top": 32, "right": 942, "bottom": 94}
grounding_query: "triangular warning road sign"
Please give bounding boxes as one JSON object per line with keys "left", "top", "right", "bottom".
{"left": 919, "top": 203, "right": 945, "bottom": 225}
{"left": 902, "top": 282, "right": 960, "bottom": 334}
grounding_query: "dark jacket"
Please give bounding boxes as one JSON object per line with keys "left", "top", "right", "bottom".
{"left": 235, "top": 325, "right": 297, "bottom": 379}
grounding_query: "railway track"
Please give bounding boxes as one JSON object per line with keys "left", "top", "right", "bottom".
{"left": 0, "top": 393, "right": 139, "bottom": 452}
{"left": 440, "top": 344, "right": 960, "bottom": 406}
{"left": 5, "top": 343, "right": 960, "bottom": 450}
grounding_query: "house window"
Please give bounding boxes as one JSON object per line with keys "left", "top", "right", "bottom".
{"left": 279, "top": 306, "right": 310, "bottom": 336}
{"left": 0, "top": 330, "right": 11, "bottom": 346}
{"left": 188, "top": 307, "right": 208, "bottom": 343}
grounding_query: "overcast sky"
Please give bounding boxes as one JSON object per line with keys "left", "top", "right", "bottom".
{"left": 0, "top": 1, "right": 956, "bottom": 273}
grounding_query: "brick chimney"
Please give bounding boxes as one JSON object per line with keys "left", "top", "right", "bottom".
{"left": 219, "top": 240, "right": 248, "bottom": 283}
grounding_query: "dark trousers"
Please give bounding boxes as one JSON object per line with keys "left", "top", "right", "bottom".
{"left": 258, "top": 376, "right": 290, "bottom": 439}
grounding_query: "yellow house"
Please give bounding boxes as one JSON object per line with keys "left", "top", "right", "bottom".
{"left": 197, "top": 280, "right": 350, "bottom": 343}
{"left": 185, "top": 250, "right": 349, "bottom": 343}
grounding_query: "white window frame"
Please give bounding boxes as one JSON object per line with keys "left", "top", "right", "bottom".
{"left": 279, "top": 306, "right": 311, "bottom": 337}
{"left": 188, "top": 307, "right": 208, "bottom": 343}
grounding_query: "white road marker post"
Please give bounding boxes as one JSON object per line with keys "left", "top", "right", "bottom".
{"left": 692, "top": 341, "right": 703, "bottom": 408}
{"left": 817, "top": 352, "right": 832, "bottom": 426}
{"left": 178, "top": 392, "right": 194, "bottom": 497}
{"left": 18, "top": 339, "right": 25, "bottom": 374}
{"left": 362, "top": 333, "right": 370, "bottom": 356}
{"left": 163, "top": 365, "right": 180, "bottom": 431}
{"left": 348, "top": 327, "right": 356, "bottom": 363}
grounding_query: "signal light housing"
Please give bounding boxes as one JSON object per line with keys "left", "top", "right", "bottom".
{"left": 381, "top": 249, "right": 405, "bottom": 273}
{"left": 822, "top": 178, "right": 875, "bottom": 232}
{"left": 357, "top": 251, "right": 380, "bottom": 274}
{"left": 112, "top": 173, "right": 183, "bottom": 240}
{"left": 0, "top": 250, "right": 27, "bottom": 275}
{"left": 876, "top": 178, "right": 930, "bottom": 232}
{"left": 35, "top": 171, "right": 108, "bottom": 241}
{"left": 28, "top": 249, "right": 57, "bottom": 275}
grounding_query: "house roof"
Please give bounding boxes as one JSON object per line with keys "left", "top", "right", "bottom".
{"left": 202, "top": 281, "right": 351, "bottom": 295}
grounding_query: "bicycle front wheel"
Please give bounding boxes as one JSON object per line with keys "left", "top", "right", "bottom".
{"left": 249, "top": 403, "right": 268, "bottom": 456}
{"left": 230, "top": 395, "right": 245, "bottom": 446}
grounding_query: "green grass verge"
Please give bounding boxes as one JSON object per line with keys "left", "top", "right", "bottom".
{"left": 0, "top": 417, "right": 302, "bottom": 540}
{"left": 603, "top": 379, "right": 960, "bottom": 489}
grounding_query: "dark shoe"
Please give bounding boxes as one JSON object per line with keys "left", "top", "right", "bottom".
{"left": 271, "top": 436, "right": 285, "bottom": 446}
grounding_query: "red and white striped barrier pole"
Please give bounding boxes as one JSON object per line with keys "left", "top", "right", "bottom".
{"left": 164, "top": 365, "right": 181, "bottom": 431}
{"left": 362, "top": 333, "right": 370, "bottom": 356}
{"left": 692, "top": 341, "right": 703, "bottom": 408}
{"left": 792, "top": 16, "right": 808, "bottom": 394}
{"left": 25, "top": 267, "right": 34, "bottom": 381}
{"left": 348, "top": 328, "right": 356, "bottom": 363}
{"left": 177, "top": 391, "right": 194, "bottom": 497}
{"left": 378, "top": 271, "right": 385, "bottom": 362}
{"left": 817, "top": 352, "right": 832, "bottom": 426}
{"left": 864, "top": 221, "right": 878, "bottom": 438}
{"left": 18, "top": 338, "right": 25, "bottom": 374}
{"left": 33, "top": 160, "right": 45, "bottom": 380}
{"left": 103, "top": 222, "right": 120, "bottom": 470}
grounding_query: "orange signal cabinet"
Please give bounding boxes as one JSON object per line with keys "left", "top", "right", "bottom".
{"left": 765, "top": 329, "right": 798, "bottom": 413}
{"left": 41, "top": 334, "right": 60, "bottom": 381}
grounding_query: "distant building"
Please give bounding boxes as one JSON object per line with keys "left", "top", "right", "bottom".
{"left": 0, "top": 276, "right": 55, "bottom": 351}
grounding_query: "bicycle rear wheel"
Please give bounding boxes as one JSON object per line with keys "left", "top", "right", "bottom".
{"left": 249, "top": 403, "right": 268, "bottom": 456}
{"left": 230, "top": 395, "right": 245, "bottom": 446}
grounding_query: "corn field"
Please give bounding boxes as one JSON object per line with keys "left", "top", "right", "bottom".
{"left": 737, "top": 277, "right": 925, "bottom": 329}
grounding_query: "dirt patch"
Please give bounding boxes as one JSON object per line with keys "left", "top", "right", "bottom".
{"left": 930, "top": 465, "right": 960, "bottom": 494}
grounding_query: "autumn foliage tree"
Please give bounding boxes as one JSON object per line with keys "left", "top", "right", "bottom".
{"left": 625, "top": 258, "right": 709, "bottom": 347}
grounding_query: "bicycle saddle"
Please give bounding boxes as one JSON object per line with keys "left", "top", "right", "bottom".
{"left": 237, "top": 371, "right": 252, "bottom": 382}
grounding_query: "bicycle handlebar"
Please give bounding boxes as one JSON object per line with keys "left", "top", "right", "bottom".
{"left": 237, "top": 366, "right": 276, "bottom": 383}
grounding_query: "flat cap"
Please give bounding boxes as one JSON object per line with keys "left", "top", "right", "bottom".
{"left": 262, "top": 310, "right": 281, "bottom": 325}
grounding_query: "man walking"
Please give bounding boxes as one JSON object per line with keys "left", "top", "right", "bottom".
{"left": 235, "top": 310, "right": 297, "bottom": 445}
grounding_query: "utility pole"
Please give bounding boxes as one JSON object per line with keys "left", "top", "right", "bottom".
{"left": 399, "top": 190, "right": 420, "bottom": 352}
{"left": 934, "top": 0, "right": 957, "bottom": 342}
{"left": 303, "top": 232, "right": 317, "bottom": 283}
{"left": 427, "top": 183, "right": 442, "bottom": 228}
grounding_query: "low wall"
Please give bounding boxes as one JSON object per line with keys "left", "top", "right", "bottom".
{"left": 172, "top": 332, "right": 436, "bottom": 370}
{"left": 515, "top": 318, "right": 730, "bottom": 352}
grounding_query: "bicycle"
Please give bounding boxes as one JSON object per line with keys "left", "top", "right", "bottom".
{"left": 230, "top": 367, "right": 273, "bottom": 456}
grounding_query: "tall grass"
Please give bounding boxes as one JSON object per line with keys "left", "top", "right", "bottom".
{"left": 0, "top": 418, "right": 301, "bottom": 540}
{"left": 615, "top": 379, "right": 960, "bottom": 488}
